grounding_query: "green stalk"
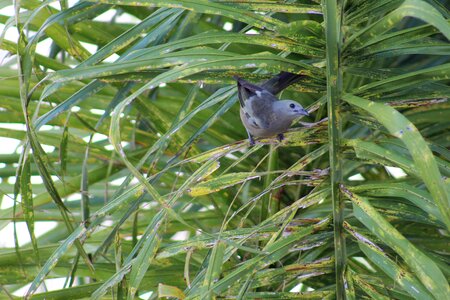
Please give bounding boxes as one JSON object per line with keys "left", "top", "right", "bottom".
{"left": 323, "top": 0, "right": 346, "bottom": 299}
{"left": 261, "top": 144, "right": 278, "bottom": 221}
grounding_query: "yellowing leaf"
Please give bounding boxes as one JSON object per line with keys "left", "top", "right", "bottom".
{"left": 188, "top": 173, "right": 260, "bottom": 196}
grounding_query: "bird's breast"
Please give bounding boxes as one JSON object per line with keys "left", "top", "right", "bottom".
{"left": 240, "top": 108, "right": 293, "bottom": 138}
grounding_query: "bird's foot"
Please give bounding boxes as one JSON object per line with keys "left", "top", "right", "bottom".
{"left": 277, "top": 133, "right": 284, "bottom": 142}
{"left": 249, "top": 136, "right": 255, "bottom": 146}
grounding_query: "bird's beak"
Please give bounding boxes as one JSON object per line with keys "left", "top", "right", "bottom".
{"left": 295, "top": 108, "right": 309, "bottom": 116}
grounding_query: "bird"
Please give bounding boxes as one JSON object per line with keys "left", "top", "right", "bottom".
{"left": 235, "top": 72, "right": 309, "bottom": 145}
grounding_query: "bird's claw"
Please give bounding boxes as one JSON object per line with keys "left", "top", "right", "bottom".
{"left": 277, "top": 133, "right": 284, "bottom": 142}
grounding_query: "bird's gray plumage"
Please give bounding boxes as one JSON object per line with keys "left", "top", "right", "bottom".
{"left": 235, "top": 72, "right": 308, "bottom": 145}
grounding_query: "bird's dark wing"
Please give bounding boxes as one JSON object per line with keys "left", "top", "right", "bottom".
{"left": 260, "top": 71, "right": 304, "bottom": 95}
{"left": 248, "top": 91, "right": 277, "bottom": 129}
{"left": 235, "top": 76, "right": 277, "bottom": 129}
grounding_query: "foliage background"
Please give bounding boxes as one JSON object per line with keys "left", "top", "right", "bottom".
{"left": 0, "top": 0, "right": 449, "bottom": 299}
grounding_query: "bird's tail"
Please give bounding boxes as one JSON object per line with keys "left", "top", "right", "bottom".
{"left": 260, "top": 71, "right": 304, "bottom": 95}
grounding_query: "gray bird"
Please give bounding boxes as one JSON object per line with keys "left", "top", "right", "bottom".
{"left": 235, "top": 72, "right": 309, "bottom": 145}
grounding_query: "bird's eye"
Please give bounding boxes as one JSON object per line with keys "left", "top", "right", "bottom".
{"left": 289, "top": 103, "right": 295, "bottom": 108}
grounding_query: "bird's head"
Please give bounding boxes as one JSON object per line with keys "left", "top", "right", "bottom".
{"left": 274, "top": 100, "right": 309, "bottom": 119}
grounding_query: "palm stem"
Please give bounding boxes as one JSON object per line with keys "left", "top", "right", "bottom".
{"left": 324, "top": 0, "right": 346, "bottom": 298}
